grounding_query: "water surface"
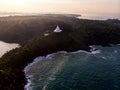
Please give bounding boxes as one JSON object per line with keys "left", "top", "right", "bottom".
{"left": 0, "top": 41, "right": 19, "bottom": 57}
{"left": 78, "top": 13, "right": 120, "bottom": 20}
{"left": 24, "top": 44, "right": 120, "bottom": 90}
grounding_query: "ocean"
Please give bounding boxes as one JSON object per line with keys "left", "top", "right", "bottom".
{"left": 0, "top": 41, "right": 19, "bottom": 57}
{"left": 78, "top": 13, "right": 120, "bottom": 20}
{"left": 24, "top": 44, "right": 120, "bottom": 90}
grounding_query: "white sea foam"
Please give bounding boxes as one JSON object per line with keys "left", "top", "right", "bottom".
{"left": 24, "top": 56, "right": 44, "bottom": 73}
{"left": 70, "top": 50, "right": 90, "bottom": 54}
{"left": 24, "top": 75, "right": 33, "bottom": 90}
{"left": 24, "top": 44, "right": 120, "bottom": 90}
{"left": 24, "top": 56, "right": 45, "bottom": 90}
{"left": 24, "top": 46, "right": 102, "bottom": 90}
{"left": 90, "top": 50, "right": 101, "bottom": 54}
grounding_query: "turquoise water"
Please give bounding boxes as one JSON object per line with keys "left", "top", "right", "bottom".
{"left": 24, "top": 44, "right": 120, "bottom": 90}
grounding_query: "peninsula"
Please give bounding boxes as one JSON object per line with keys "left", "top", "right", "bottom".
{"left": 0, "top": 14, "right": 120, "bottom": 90}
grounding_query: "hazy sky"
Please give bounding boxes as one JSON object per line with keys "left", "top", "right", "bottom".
{"left": 0, "top": 0, "right": 119, "bottom": 14}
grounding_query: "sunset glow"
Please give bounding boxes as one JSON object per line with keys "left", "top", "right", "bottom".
{"left": 0, "top": 0, "right": 119, "bottom": 14}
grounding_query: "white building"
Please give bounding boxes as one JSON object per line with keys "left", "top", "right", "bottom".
{"left": 54, "top": 25, "right": 62, "bottom": 33}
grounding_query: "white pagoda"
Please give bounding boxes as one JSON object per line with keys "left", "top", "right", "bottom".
{"left": 54, "top": 25, "right": 62, "bottom": 33}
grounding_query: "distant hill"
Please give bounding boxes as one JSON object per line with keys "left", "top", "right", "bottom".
{"left": 0, "top": 15, "right": 79, "bottom": 44}
{"left": 0, "top": 15, "right": 119, "bottom": 44}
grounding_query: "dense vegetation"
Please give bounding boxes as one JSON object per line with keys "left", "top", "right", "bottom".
{"left": 0, "top": 14, "right": 79, "bottom": 44}
{"left": 0, "top": 15, "right": 120, "bottom": 90}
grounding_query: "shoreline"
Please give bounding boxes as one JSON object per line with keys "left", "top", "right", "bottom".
{"left": 23, "top": 43, "right": 119, "bottom": 90}
{"left": 23, "top": 46, "right": 101, "bottom": 90}
{"left": 0, "top": 15, "right": 120, "bottom": 90}
{"left": 0, "top": 13, "right": 120, "bottom": 20}
{"left": 1, "top": 41, "right": 120, "bottom": 90}
{"left": 0, "top": 13, "right": 81, "bottom": 18}
{"left": 24, "top": 44, "right": 120, "bottom": 90}
{"left": 0, "top": 41, "right": 20, "bottom": 57}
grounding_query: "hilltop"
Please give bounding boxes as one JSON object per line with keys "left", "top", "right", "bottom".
{"left": 0, "top": 14, "right": 80, "bottom": 43}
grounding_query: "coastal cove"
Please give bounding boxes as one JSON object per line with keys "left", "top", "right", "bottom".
{"left": 0, "top": 41, "right": 19, "bottom": 57}
{"left": 24, "top": 44, "right": 120, "bottom": 90}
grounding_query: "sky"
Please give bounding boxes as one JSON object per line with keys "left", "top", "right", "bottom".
{"left": 0, "top": 0, "right": 119, "bottom": 15}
